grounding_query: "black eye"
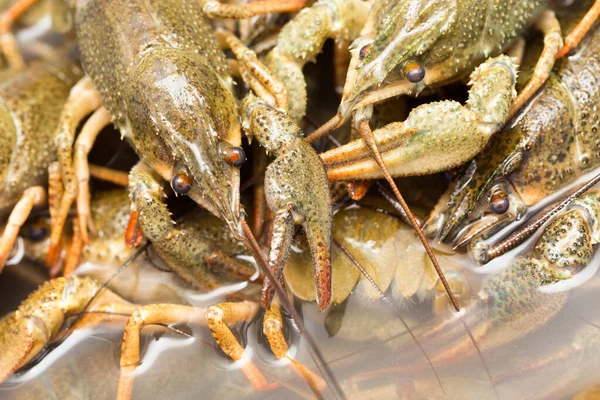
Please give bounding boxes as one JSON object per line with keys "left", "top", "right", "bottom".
{"left": 404, "top": 63, "right": 425, "bottom": 83}
{"left": 171, "top": 170, "right": 192, "bottom": 194}
{"left": 359, "top": 43, "right": 372, "bottom": 60}
{"left": 225, "top": 146, "right": 246, "bottom": 167}
{"left": 489, "top": 193, "right": 509, "bottom": 214}
{"left": 27, "top": 221, "right": 48, "bottom": 241}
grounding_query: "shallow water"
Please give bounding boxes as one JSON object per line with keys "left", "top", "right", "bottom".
{"left": 0, "top": 208, "right": 598, "bottom": 400}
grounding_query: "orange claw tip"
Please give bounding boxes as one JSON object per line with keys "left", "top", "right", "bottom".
{"left": 317, "top": 292, "right": 332, "bottom": 313}
{"left": 347, "top": 180, "right": 371, "bottom": 201}
{"left": 316, "top": 264, "right": 332, "bottom": 312}
{"left": 125, "top": 211, "right": 143, "bottom": 248}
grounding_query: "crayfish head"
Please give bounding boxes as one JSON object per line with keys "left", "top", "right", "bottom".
{"left": 439, "top": 179, "right": 526, "bottom": 256}
{"left": 339, "top": 0, "right": 457, "bottom": 118}
{"left": 126, "top": 50, "right": 245, "bottom": 236}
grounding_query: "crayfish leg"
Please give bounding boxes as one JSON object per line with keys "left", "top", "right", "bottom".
{"left": 0, "top": 277, "right": 131, "bottom": 384}
{"left": 508, "top": 10, "right": 563, "bottom": 120}
{"left": 0, "top": 0, "right": 40, "bottom": 69}
{"left": 47, "top": 77, "right": 102, "bottom": 267}
{"left": 217, "top": 29, "right": 288, "bottom": 110}
{"left": 263, "top": 302, "right": 327, "bottom": 396}
{"left": 118, "top": 304, "right": 206, "bottom": 400}
{"left": 74, "top": 107, "right": 113, "bottom": 244}
{"left": 556, "top": 0, "right": 600, "bottom": 58}
{"left": 206, "top": 301, "right": 278, "bottom": 391}
{"left": 0, "top": 186, "right": 45, "bottom": 271}
{"left": 61, "top": 216, "right": 83, "bottom": 277}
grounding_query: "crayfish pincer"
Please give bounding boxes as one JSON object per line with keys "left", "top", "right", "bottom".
{"left": 242, "top": 94, "right": 332, "bottom": 311}
{"left": 321, "top": 55, "right": 518, "bottom": 180}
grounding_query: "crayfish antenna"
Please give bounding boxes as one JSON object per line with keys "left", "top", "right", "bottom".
{"left": 356, "top": 119, "right": 461, "bottom": 312}
{"left": 305, "top": 113, "right": 343, "bottom": 143}
{"left": 555, "top": 0, "right": 600, "bottom": 58}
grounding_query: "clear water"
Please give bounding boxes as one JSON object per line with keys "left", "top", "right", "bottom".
{"left": 0, "top": 203, "right": 598, "bottom": 400}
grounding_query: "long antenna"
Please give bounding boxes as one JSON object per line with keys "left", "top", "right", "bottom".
{"left": 305, "top": 114, "right": 342, "bottom": 144}
{"left": 307, "top": 118, "right": 459, "bottom": 311}
{"left": 355, "top": 120, "right": 460, "bottom": 312}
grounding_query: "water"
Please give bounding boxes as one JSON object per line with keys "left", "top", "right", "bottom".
{"left": 0, "top": 208, "right": 598, "bottom": 400}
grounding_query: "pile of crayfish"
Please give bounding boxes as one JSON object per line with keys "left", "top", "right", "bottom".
{"left": 0, "top": 0, "right": 599, "bottom": 399}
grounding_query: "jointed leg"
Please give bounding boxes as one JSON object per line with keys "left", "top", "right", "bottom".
{"left": 62, "top": 216, "right": 83, "bottom": 277}
{"left": 47, "top": 77, "right": 102, "bottom": 266}
{"left": 206, "top": 301, "right": 277, "bottom": 390}
{"left": 72, "top": 288, "right": 139, "bottom": 330}
{"left": 48, "top": 162, "right": 64, "bottom": 226}
{"left": 238, "top": 65, "right": 278, "bottom": 106}
{"left": 507, "top": 10, "right": 562, "bottom": 120}
{"left": 217, "top": 29, "right": 288, "bottom": 110}
{"left": 0, "top": 0, "right": 40, "bottom": 69}
{"left": 0, "top": 186, "right": 45, "bottom": 271}
{"left": 556, "top": 0, "right": 600, "bottom": 58}
{"left": 47, "top": 162, "right": 65, "bottom": 273}
{"left": 263, "top": 302, "right": 327, "bottom": 395}
{"left": 200, "top": 0, "right": 306, "bottom": 19}
{"left": 118, "top": 304, "right": 205, "bottom": 400}
{"left": 74, "top": 107, "right": 113, "bottom": 243}
{"left": 88, "top": 164, "right": 129, "bottom": 187}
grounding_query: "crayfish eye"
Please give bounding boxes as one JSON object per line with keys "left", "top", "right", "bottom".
{"left": 171, "top": 170, "right": 192, "bottom": 194}
{"left": 225, "top": 146, "right": 246, "bottom": 168}
{"left": 27, "top": 220, "right": 48, "bottom": 241}
{"left": 404, "top": 62, "right": 425, "bottom": 83}
{"left": 359, "top": 43, "right": 372, "bottom": 61}
{"left": 489, "top": 193, "right": 509, "bottom": 214}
